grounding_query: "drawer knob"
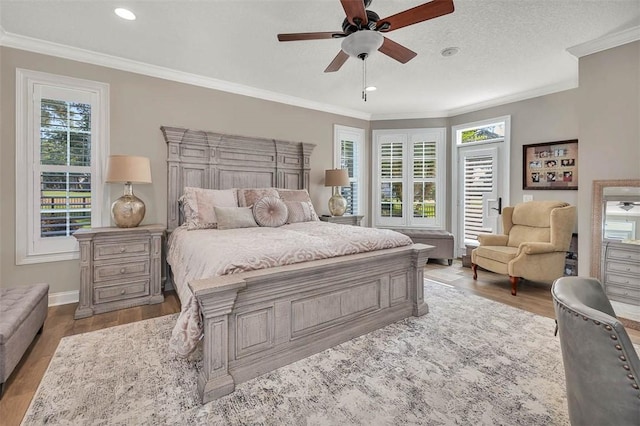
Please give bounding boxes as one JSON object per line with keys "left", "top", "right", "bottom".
{"left": 120, "top": 289, "right": 126, "bottom": 295}
{"left": 120, "top": 268, "right": 126, "bottom": 274}
{"left": 120, "top": 247, "right": 126, "bottom": 252}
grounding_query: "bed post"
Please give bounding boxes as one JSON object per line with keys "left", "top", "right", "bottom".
{"left": 411, "top": 245, "right": 431, "bottom": 316}
{"left": 191, "top": 276, "right": 247, "bottom": 403}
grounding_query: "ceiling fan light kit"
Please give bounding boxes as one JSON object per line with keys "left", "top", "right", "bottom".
{"left": 341, "top": 30, "right": 383, "bottom": 58}
{"left": 277, "top": 0, "right": 455, "bottom": 100}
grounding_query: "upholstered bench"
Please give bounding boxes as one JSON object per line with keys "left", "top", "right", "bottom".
{"left": 0, "top": 283, "right": 49, "bottom": 397}
{"left": 395, "top": 229, "right": 455, "bottom": 265}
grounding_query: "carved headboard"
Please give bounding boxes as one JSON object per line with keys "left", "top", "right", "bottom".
{"left": 161, "top": 126, "right": 315, "bottom": 231}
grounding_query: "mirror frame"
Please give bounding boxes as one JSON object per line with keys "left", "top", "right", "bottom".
{"left": 591, "top": 179, "right": 640, "bottom": 280}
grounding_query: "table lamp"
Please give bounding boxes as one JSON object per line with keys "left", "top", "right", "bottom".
{"left": 105, "top": 155, "right": 152, "bottom": 228}
{"left": 324, "top": 169, "right": 349, "bottom": 216}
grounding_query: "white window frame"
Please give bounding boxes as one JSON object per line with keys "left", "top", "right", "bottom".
{"left": 372, "top": 128, "right": 446, "bottom": 229}
{"left": 16, "top": 69, "right": 109, "bottom": 265}
{"left": 334, "top": 125, "right": 365, "bottom": 216}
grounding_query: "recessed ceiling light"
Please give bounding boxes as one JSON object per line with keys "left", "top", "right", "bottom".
{"left": 365, "top": 86, "right": 377, "bottom": 92}
{"left": 441, "top": 47, "right": 459, "bottom": 57}
{"left": 115, "top": 8, "right": 136, "bottom": 21}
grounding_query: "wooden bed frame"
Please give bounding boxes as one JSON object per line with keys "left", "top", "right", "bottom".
{"left": 162, "top": 126, "right": 433, "bottom": 403}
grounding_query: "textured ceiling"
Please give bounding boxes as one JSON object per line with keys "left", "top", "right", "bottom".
{"left": 1, "top": 0, "right": 638, "bottom": 119}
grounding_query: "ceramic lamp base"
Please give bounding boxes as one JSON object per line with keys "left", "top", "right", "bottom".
{"left": 111, "top": 194, "right": 145, "bottom": 228}
{"left": 328, "top": 193, "right": 347, "bottom": 216}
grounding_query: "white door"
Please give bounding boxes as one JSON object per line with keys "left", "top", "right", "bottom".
{"left": 458, "top": 147, "right": 501, "bottom": 249}
{"left": 452, "top": 117, "right": 510, "bottom": 257}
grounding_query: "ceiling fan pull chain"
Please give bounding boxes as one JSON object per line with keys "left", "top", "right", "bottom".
{"left": 362, "top": 55, "right": 367, "bottom": 102}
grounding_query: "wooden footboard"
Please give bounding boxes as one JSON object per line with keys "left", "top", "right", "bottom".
{"left": 189, "top": 243, "right": 432, "bottom": 403}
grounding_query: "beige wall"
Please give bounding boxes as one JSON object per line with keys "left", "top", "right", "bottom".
{"left": 2, "top": 40, "right": 638, "bottom": 296}
{"left": 576, "top": 41, "right": 640, "bottom": 276}
{"left": 0, "top": 47, "right": 369, "bottom": 294}
{"left": 370, "top": 92, "right": 580, "bottom": 232}
{"left": 449, "top": 89, "right": 580, "bottom": 209}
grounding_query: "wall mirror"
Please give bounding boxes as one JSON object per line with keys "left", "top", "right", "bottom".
{"left": 591, "top": 179, "right": 640, "bottom": 278}
{"left": 591, "top": 179, "right": 640, "bottom": 327}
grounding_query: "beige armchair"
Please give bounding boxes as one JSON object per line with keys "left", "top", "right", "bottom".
{"left": 471, "top": 200, "right": 576, "bottom": 296}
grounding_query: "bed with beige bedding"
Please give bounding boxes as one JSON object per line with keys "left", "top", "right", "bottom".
{"left": 162, "top": 126, "right": 433, "bottom": 403}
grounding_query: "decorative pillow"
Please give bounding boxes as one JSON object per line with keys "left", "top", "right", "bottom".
{"left": 277, "top": 188, "right": 312, "bottom": 203}
{"left": 237, "top": 188, "right": 280, "bottom": 207}
{"left": 181, "top": 187, "right": 238, "bottom": 230}
{"left": 253, "top": 196, "right": 288, "bottom": 227}
{"left": 285, "top": 201, "right": 319, "bottom": 223}
{"left": 214, "top": 206, "right": 258, "bottom": 230}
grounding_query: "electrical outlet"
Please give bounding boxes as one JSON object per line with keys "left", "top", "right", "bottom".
{"left": 523, "top": 194, "right": 534, "bottom": 202}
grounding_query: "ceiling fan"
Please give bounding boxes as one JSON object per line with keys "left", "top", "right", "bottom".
{"left": 618, "top": 201, "right": 640, "bottom": 211}
{"left": 277, "top": 0, "right": 455, "bottom": 73}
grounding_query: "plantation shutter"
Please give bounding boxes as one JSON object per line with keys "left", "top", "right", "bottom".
{"left": 463, "top": 154, "right": 494, "bottom": 241}
{"left": 379, "top": 141, "right": 404, "bottom": 218}
{"left": 412, "top": 140, "right": 436, "bottom": 219}
{"left": 340, "top": 139, "right": 359, "bottom": 215}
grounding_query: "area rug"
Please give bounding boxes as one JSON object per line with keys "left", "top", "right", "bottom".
{"left": 23, "top": 280, "right": 570, "bottom": 425}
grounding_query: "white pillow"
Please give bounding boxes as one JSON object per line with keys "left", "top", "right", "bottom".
{"left": 285, "top": 201, "right": 319, "bottom": 223}
{"left": 214, "top": 206, "right": 259, "bottom": 230}
{"left": 237, "top": 188, "right": 280, "bottom": 207}
{"left": 181, "top": 187, "right": 237, "bottom": 230}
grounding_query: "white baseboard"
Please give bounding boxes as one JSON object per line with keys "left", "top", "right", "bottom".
{"left": 49, "top": 290, "right": 79, "bottom": 307}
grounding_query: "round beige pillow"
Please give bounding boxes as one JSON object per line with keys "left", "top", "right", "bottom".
{"left": 253, "top": 196, "right": 288, "bottom": 227}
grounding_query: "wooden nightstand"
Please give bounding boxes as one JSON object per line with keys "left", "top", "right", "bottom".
{"left": 73, "top": 224, "right": 165, "bottom": 319}
{"left": 319, "top": 215, "right": 364, "bottom": 226}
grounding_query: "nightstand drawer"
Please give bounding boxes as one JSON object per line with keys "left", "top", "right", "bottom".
{"left": 94, "top": 279, "right": 150, "bottom": 304}
{"left": 94, "top": 259, "right": 150, "bottom": 282}
{"left": 94, "top": 239, "right": 150, "bottom": 261}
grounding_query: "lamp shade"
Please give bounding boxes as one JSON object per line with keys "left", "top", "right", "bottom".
{"left": 325, "top": 169, "right": 349, "bottom": 187}
{"left": 105, "top": 155, "right": 152, "bottom": 184}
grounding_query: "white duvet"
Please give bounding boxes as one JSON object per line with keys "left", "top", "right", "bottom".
{"left": 166, "top": 221, "right": 412, "bottom": 356}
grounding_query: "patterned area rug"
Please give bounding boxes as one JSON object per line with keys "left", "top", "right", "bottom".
{"left": 23, "top": 280, "right": 570, "bottom": 425}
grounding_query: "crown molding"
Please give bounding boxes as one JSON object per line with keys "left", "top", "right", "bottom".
{"left": 567, "top": 26, "right": 640, "bottom": 58}
{"left": 0, "top": 29, "right": 372, "bottom": 121}
{"left": 370, "top": 79, "right": 578, "bottom": 121}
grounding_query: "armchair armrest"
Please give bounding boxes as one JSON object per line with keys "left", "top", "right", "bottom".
{"left": 477, "top": 233, "right": 509, "bottom": 246}
{"left": 518, "top": 242, "right": 558, "bottom": 255}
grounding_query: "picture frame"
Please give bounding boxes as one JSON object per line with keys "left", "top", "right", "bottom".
{"left": 523, "top": 139, "right": 578, "bottom": 190}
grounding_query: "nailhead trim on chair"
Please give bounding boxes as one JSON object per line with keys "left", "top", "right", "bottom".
{"left": 554, "top": 302, "right": 640, "bottom": 396}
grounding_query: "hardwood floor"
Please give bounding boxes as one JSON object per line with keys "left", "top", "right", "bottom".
{"left": 2, "top": 263, "right": 638, "bottom": 425}
{"left": 424, "top": 259, "right": 640, "bottom": 344}
{"left": 0, "top": 293, "right": 181, "bottom": 426}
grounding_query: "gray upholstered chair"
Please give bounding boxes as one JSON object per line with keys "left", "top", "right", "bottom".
{"left": 551, "top": 277, "right": 640, "bottom": 425}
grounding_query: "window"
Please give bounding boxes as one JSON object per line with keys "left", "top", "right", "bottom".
{"left": 16, "top": 69, "right": 109, "bottom": 264}
{"left": 334, "top": 125, "right": 364, "bottom": 215}
{"left": 373, "top": 128, "right": 446, "bottom": 228}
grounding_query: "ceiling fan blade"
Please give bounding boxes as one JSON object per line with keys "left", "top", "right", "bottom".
{"left": 377, "top": 0, "right": 454, "bottom": 32}
{"left": 378, "top": 37, "right": 417, "bottom": 64}
{"left": 340, "top": 0, "right": 368, "bottom": 26}
{"left": 277, "top": 32, "right": 346, "bottom": 42}
{"left": 324, "top": 50, "right": 350, "bottom": 73}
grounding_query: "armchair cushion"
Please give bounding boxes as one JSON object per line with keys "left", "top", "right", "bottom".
{"left": 474, "top": 246, "right": 518, "bottom": 264}
{"left": 507, "top": 226, "right": 551, "bottom": 248}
